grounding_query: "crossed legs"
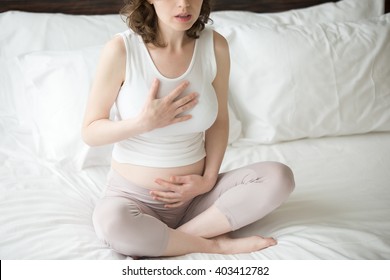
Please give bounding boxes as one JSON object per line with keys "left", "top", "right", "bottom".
{"left": 93, "top": 161, "right": 295, "bottom": 257}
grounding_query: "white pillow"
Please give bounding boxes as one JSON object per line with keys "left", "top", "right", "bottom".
{"left": 0, "top": 12, "right": 128, "bottom": 152}
{"left": 215, "top": 14, "right": 390, "bottom": 143}
{"left": 1, "top": 0, "right": 383, "bottom": 58}
{"left": 210, "top": 0, "right": 384, "bottom": 27}
{"left": 0, "top": 12, "right": 127, "bottom": 58}
{"left": 16, "top": 47, "right": 109, "bottom": 168}
{"left": 210, "top": 0, "right": 384, "bottom": 138}
{"left": 16, "top": 46, "right": 242, "bottom": 168}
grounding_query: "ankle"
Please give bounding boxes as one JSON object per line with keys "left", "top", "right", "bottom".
{"left": 211, "top": 234, "right": 230, "bottom": 254}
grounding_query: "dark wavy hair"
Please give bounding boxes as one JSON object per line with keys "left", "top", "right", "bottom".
{"left": 120, "top": 0, "right": 212, "bottom": 47}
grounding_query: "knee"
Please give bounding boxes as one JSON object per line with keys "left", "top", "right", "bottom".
{"left": 93, "top": 202, "right": 144, "bottom": 256}
{"left": 92, "top": 201, "right": 129, "bottom": 243}
{"left": 271, "top": 162, "right": 295, "bottom": 195}
{"left": 250, "top": 161, "right": 295, "bottom": 195}
{"left": 92, "top": 200, "right": 169, "bottom": 257}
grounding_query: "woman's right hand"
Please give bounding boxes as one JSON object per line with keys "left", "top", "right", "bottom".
{"left": 138, "top": 79, "right": 199, "bottom": 132}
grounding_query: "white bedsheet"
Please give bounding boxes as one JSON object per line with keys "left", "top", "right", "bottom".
{"left": 1, "top": 121, "right": 389, "bottom": 259}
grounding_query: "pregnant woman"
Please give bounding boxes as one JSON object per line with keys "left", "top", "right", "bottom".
{"left": 82, "top": 0, "right": 295, "bottom": 257}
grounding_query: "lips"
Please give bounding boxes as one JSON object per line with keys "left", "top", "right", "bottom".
{"left": 175, "top": 13, "right": 192, "bottom": 22}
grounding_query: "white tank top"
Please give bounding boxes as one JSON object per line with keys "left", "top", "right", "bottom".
{"left": 112, "top": 28, "right": 218, "bottom": 167}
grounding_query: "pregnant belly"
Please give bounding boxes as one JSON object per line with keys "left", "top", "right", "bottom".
{"left": 111, "top": 158, "right": 205, "bottom": 190}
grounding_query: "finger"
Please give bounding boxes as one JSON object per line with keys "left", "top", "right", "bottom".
{"left": 150, "top": 190, "right": 181, "bottom": 200}
{"left": 170, "top": 114, "right": 192, "bottom": 124}
{"left": 147, "top": 78, "right": 160, "bottom": 101}
{"left": 154, "top": 195, "right": 181, "bottom": 203}
{"left": 174, "top": 97, "right": 198, "bottom": 115}
{"left": 154, "top": 179, "right": 180, "bottom": 192}
{"left": 169, "top": 175, "right": 190, "bottom": 185}
{"left": 165, "top": 81, "right": 189, "bottom": 103}
{"left": 152, "top": 195, "right": 182, "bottom": 205}
{"left": 164, "top": 202, "right": 184, "bottom": 208}
{"left": 173, "top": 92, "right": 198, "bottom": 108}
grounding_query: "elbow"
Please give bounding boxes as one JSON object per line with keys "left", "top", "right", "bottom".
{"left": 81, "top": 133, "right": 93, "bottom": 147}
{"left": 81, "top": 127, "right": 98, "bottom": 147}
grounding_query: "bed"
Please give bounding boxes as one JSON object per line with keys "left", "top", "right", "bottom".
{"left": 1, "top": 0, "right": 390, "bottom": 261}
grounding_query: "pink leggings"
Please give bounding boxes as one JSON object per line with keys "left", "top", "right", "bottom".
{"left": 92, "top": 162, "right": 295, "bottom": 257}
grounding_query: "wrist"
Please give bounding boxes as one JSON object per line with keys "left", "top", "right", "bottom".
{"left": 123, "top": 115, "right": 148, "bottom": 136}
{"left": 202, "top": 173, "right": 218, "bottom": 191}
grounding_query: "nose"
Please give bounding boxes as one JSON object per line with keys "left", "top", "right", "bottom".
{"left": 178, "top": 0, "right": 190, "bottom": 8}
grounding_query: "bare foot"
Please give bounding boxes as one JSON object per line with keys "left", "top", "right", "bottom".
{"left": 213, "top": 234, "right": 277, "bottom": 254}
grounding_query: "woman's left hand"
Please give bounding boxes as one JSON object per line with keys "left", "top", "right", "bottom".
{"left": 151, "top": 175, "right": 215, "bottom": 208}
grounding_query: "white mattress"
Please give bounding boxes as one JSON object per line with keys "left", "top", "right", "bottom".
{"left": 1, "top": 125, "right": 389, "bottom": 259}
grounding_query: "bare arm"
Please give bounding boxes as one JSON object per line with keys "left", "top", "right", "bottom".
{"left": 202, "top": 31, "right": 230, "bottom": 188}
{"left": 81, "top": 36, "right": 140, "bottom": 146}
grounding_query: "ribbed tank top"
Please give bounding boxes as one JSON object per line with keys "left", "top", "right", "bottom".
{"left": 112, "top": 28, "right": 218, "bottom": 168}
